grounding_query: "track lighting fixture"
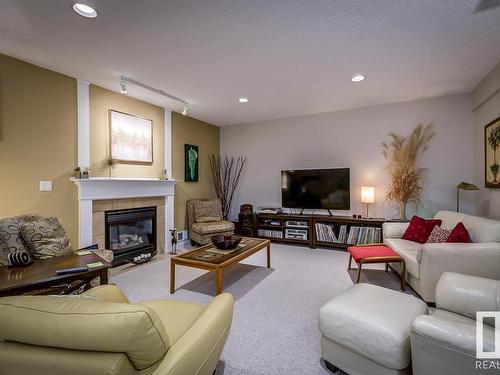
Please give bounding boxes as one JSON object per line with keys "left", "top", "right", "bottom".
{"left": 120, "top": 78, "right": 127, "bottom": 94}
{"left": 119, "top": 76, "right": 189, "bottom": 114}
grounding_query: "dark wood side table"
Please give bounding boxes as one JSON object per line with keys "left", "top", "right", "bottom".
{"left": 0, "top": 252, "right": 111, "bottom": 297}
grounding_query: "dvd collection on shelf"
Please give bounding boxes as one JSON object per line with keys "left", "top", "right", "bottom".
{"left": 315, "top": 223, "right": 381, "bottom": 245}
{"left": 257, "top": 229, "right": 283, "bottom": 238}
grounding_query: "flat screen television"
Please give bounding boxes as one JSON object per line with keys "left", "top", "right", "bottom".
{"left": 281, "top": 168, "right": 350, "bottom": 210}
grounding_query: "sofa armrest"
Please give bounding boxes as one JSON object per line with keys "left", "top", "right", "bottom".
{"left": 153, "top": 293, "right": 233, "bottom": 375}
{"left": 411, "top": 314, "right": 491, "bottom": 357}
{"left": 382, "top": 222, "right": 409, "bottom": 239}
{"left": 417, "top": 242, "right": 500, "bottom": 302}
{"left": 435, "top": 272, "right": 500, "bottom": 320}
{"left": 82, "top": 285, "right": 130, "bottom": 304}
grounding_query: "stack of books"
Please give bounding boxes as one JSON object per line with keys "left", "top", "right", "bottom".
{"left": 315, "top": 223, "right": 338, "bottom": 242}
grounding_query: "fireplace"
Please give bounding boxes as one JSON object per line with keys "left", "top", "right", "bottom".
{"left": 105, "top": 206, "right": 157, "bottom": 266}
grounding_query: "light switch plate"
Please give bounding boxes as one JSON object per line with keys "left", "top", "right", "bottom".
{"left": 39, "top": 180, "right": 53, "bottom": 192}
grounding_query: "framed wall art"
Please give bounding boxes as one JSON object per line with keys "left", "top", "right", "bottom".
{"left": 485, "top": 115, "right": 500, "bottom": 188}
{"left": 185, "top": 144, "right": 199, "bottom": 182}
{"left": 109, "top": 110, "right": 153, "bottom": 164}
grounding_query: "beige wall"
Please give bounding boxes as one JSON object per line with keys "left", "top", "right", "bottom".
{"left": 89, "top": 85, "right": 165, "bottom": 178}
{"left": 0, "top": 54, "right": 78, "bottom": 244}
{"left": 172, "top": 112, "right": 220, "bottom": 230}
{"left": 222, "top": 94, "right": 475, "bottom": 220}
{"left": 472, "top": 62, "right": 500, "bottom": 219}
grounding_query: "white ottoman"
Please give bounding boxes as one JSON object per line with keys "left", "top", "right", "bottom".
{"left": 319, "top": 284, "right": 427, "bottom": 375}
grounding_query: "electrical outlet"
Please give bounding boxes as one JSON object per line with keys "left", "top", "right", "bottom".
{"left": 177, "top": 230, "right": 188, "bottom": 242}
{"left": 39, "top": 180, "right": 53, "bottom": 192}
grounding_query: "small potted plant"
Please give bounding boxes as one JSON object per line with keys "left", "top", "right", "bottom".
{"left": 488, "top": 126, "right": 500, "bottom": 184}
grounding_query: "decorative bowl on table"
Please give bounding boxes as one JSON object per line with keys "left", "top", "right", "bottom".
{"left": 211, "top": 234, "right": 242, "bottom": 250}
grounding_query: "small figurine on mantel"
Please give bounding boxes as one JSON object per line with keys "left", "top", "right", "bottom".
{"left": 160, "top": 168, "right": 169, "bottom": 181}
{"left": 169, "top": 228, "right": 178, "bottom": 254}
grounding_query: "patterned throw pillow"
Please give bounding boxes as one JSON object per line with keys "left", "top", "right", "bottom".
{"left": 21, "top": 217, "right": 72, "bottom": 259}
{"left": 0, "top": 217, "right": 28, "bottom": 266}
{"left": 426, "top": 225, "right": 451, "bottom": 243}
{"left": 194, "top": 200, "right": 222, "bottom": 223}
{"left": 402, "top": 215, "right": 443, "bottom": 244}
{"left": 446, "top": 222, "right": 471, "bottom": 243}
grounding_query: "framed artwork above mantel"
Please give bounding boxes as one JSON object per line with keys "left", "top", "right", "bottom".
{"left": 485, "top": 115, "right": 500, "bottom": 188}
{"left": 109, "top": 110, "right": 153, "bottom": 165}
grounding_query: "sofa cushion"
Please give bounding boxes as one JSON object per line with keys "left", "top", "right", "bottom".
{"left": 20, "top": 217, "right": 72, "bottom": 259}
{"left": 434, "top": 211, "right": 468, "bottom": 230}
{"left": 402, "top": 216, "right": 442, "bottom": 244}
{"left": 319, "top": 283, "right": 427, "bottom": 369}
{"left": 194, "top": 200, "right": 221, "bottom": 223}
{"left": 446, "top": 222, "right": 471, "bottom": 243}
{"left": 0, "top": 295, "right": 169, "bottom": 370}
{"left": 139, "top": 300, "right": 204, "bottom": 345}
{"left": 462, "top": 215, "right": 500, "bottom": 243}
{"left": 426, "top": 225, "right": 451, "bottom": 243}
{"left": 434, "top": 210, "right": 500, "bottom": 243}
{"left": 192, "top": 220, "right": 234, "bottom": 235}
{"left": 0, "top": 215, "right": 43, "bottom": 266}
{"left": 384, "top": 238, "right": 421, "bottom": 278}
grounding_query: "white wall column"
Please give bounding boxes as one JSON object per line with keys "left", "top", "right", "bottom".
{"left": 164, "top": 109, "right": 174, "bottom": 251}
{"left": 77, "top": 80, "right": 90, "bottom": 168}
{"left": 77, "top": 79, "right": 91, "bottom": 247}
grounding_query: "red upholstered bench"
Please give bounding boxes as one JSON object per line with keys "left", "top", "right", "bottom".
{"left": 347, "top": 244, "right": 406, "bottom": 290}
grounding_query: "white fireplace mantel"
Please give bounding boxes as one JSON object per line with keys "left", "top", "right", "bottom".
{"left": 71, "top": 177, "right": 178, "bottom": 250}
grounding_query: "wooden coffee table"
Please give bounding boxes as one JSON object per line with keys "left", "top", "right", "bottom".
{"left": 170, "top": 237, "right": 271, "bottom": 295}
{"left": 0, "top": 252, "right": 111, "bottom": 297}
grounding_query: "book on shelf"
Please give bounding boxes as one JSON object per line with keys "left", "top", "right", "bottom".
{"left": 258, "top": 229, "right": 283, "bottom": 238}
{"left": 315, "top": 223, "right": 338, "bottom": 243}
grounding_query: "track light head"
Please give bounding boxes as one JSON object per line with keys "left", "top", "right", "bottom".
{"left": 182, "top": 104, "right": 189, "bottom": 116}
{"left": 120, "top": 77, "right": 127, "bottom": 94}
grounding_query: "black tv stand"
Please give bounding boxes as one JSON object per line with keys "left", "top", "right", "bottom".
{"left": 327, "top": 209, "right": 334, "bottom": 216}
{"left": 255, "top": 212, "right": 385, "bottom": 250}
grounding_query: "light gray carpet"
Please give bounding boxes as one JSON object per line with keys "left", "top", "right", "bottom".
{"left": 111, "top": 243, "right": 417, "bottom": 375}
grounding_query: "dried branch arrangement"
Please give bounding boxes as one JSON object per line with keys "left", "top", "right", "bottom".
{"left": 209, "top": 155, "right": 247, "bottom": 220}
{"left": 101, "top": 156, "right": 118, "bottom": 179}
{"left": 381, "top": 123, "right": 435, "bottom": 220}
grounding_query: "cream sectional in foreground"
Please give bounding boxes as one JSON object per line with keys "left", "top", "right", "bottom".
{"left": 383, "top": 210, "right": 500, "bottom": 302}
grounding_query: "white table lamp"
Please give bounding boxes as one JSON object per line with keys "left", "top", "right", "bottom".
{"left": 361, "top": 186, "right": 375, "bottom": 218}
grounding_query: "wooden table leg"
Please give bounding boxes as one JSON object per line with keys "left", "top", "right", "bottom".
{"left": 347, "top": 255, "right": 352, "bottom": 270}
{"left": 100, "top": 269, "right": 109, "bottom": 285}
{"left": 266, "top": 243, "right": 271, "bottom": 268}
{"left": 400, "top": 261, "right": 406, "bottom": 291}
{"left": 385, "top": 262, "right": 389, "bottom": 272}
{"left": 216, "top": 269, "right": 223, "bottom": 295}
{"left": 356, "top": 262, "right": 362, "bottom": 283}
{"left": 170, "top": 261, "right": 176, "bottom": 294}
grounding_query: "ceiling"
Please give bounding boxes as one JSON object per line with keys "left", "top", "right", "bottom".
{"left": 1, "top": 0, "right": 500, "bottom": 126}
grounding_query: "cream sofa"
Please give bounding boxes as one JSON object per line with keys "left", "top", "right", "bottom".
{"left": 411, "top": 272, "right": 499, "bottom": 375}
{"left": 0, "top": 285, "right": 233, "bottom": 375}
{"left": 383, "top": 210, "right": 500, "bottom": 302}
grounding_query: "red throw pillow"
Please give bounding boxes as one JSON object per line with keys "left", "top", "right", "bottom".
{"left": 402, "top": 215, "right": 443, "bottom": 244}
{"left": 446, "top": 222, "right": 471, "bottom": 243}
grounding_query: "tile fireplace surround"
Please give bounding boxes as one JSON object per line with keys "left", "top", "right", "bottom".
{"left": 71, "top": 178, "right": 178, "bottom": 253}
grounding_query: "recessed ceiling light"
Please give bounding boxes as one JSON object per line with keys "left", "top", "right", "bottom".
{"left": 351, "top": 74, "right": 366, "bottom": 82}
{"left": 238, "top": 97, "right": 249, "bottom": 103}
{"left": 72, "top": 3, "right": 98, "bottom": 18}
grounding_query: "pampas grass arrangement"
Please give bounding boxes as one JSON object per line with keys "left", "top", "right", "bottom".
{"left": 382, "top": 123, "right": 435, "bottom": 220}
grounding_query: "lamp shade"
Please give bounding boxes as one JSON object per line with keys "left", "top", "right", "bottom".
{"left": 361, "top": 186, "right": 375, "bottom": 204}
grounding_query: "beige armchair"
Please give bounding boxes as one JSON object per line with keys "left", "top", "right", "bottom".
{"left": 0, "top": 285, "right": 233, "bottom": 375}
{"left": 187, "top": 199, "right": 234, "bottom": 245}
